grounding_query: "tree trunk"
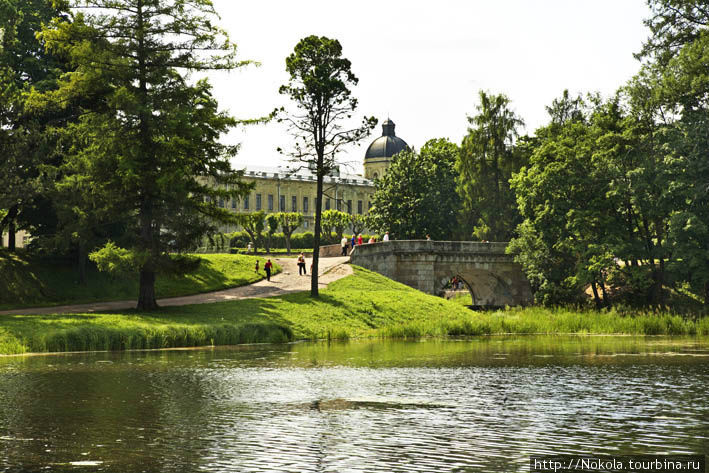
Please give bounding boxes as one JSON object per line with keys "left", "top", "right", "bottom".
{"left": 77, "top": 241, "right": 87, "bottom": 285}
{"left": 590, "top": 282, "right": 601, "bottom": 309}
{"left": 705, "top": 281, "right": 709, "bottom": 307}
{"left": 137, "top": 269, "right": 157, "bottom": 310}
{"left": 134, "top": 0, "right": 157, "bottom": 312}
{"left": 7, "top": 219, "right": 16, "bottom": 252}
{"left": 311, "top": 165, "right": 324, "bottom": 297}
{"left": 285, "top": 233, "right": 291, "bottom": 255}
{"left": 3, "top": 205, "right": 19, "bottom": 252}
{"left": 599, "top": 278, "right": 610, "bottom": 308}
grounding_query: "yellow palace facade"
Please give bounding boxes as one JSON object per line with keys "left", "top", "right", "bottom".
{"left": 220, "top": 118, "right": 408, "bottom": 233}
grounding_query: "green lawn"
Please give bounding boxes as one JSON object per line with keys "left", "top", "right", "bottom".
{"left": 0, "top": 251, "right": 281, "bottom": 310}
{"left": 0, "top": 266, "right": 708, "bottom": 355}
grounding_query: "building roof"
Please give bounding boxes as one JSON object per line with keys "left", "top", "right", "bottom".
{"left": 239, "top": 165, "right": 374, "bottom": 187}
{"left": 364, "top": 119, "right": 409, "bottom": 160}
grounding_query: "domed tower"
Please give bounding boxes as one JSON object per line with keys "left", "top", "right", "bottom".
{"left": 364, "top": 118, "right": 408, "bottom": 180}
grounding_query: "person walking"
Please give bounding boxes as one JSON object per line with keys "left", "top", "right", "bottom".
{"left": 368, "top": 236, "right": 376, "bottom": 244}
{"left": 297, "top": 253, "right": 307, "bottom": 275}
{"left": 357, "top": 234, "right": 363, "bottom": 245}
{"left": 351, "top": 234, "right": 356, "bottom": 250}
{"left": 264, "top": 259, "right": 273, "bottom": 281}
{"left": 255, "top": 260, "right": 259, "bottom": 273}
{"left": 340, "top": 236, "right": 348, "bottom": 256}
{"left": 383, "top": 231, "right": 389, "bottom": 242}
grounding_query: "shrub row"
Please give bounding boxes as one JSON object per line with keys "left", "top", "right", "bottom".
{"left": 225, "top": 231, "right": 381, "bottom": 250}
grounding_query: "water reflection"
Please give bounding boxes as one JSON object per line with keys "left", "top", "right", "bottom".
{"left": 0, "top": 336, "right": 707, "bottom": 472}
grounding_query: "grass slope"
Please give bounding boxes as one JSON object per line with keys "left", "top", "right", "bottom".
{"left": 0, "top": 251, "right": 280, "bottom": 310}
{"left": 1, "top": 266, "right": 708, "bottom": 355}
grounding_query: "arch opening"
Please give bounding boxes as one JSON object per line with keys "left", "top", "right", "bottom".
{"left": 438, "top": 274, "right": 476, "bottom": 307}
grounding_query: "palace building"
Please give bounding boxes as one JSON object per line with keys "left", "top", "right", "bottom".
{"left": 221, "top": 118, "right": 409, "bottom": 232}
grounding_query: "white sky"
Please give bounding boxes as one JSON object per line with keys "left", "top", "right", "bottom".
{"left": 206, "top": 0, "right": 651, "bottom": 175}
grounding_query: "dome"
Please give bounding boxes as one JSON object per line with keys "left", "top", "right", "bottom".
{"left": 364, "top": 119, "right": 408, "bottom": 160}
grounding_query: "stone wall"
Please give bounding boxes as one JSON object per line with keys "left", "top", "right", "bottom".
{"left": 319, "top": 244, "right": 344, "bottom": 257}
{"left": 350, "top": 240, "right": 533, "bottom": 306}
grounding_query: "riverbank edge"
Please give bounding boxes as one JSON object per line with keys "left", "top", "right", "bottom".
{"left": 1, "top": 267, "right": 708, "bottom": 355}
{"left": 2, "top": 332, "right": 707, "bottom": 358}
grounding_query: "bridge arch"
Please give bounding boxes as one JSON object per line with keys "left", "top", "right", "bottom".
{"left": 351, "top": 240, "right": 532, "bottom": 307}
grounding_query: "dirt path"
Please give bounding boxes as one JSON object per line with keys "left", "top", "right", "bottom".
{"left": 0, "top": 256, "right": 352, "bottom": 316}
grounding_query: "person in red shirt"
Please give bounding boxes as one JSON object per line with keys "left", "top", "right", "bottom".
{"left": 357, "top": 234, "right": 363, "bottom": 245}
{"left": 264, "top": 259, "right": 273, "bottom": 281}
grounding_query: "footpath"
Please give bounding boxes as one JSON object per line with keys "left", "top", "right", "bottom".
{"left": 0, "top": 256, "right": 352, "bottom": 316}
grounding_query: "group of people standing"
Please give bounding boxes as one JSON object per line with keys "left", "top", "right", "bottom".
{"left": 340, "top": 231, "right": 390, "bottom": 256}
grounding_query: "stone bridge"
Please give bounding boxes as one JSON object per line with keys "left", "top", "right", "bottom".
{"left": 350, "top": 240, "right": 533, "bottom": 307}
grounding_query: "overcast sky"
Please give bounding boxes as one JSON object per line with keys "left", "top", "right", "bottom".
{"left": 206, "top": 0, "right": 651, "bottom": 175}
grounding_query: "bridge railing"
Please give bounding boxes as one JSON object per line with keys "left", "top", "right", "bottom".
{"left": 351, "top": 240, "right": 509, "bottom": 257}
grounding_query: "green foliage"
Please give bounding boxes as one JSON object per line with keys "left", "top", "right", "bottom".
{"left": 322, "top": 209, "right": 350, "bottom": 239}
{"left": 276, "top": 212, "right": 304, "bottom": 254}
{"left": 511, "top": 79, "right": 708, "bottom": 309}
{"left": 264, "top": 213, "right": 279, "bottom": 253}
{"left": 349, "top": 214, "right": 366, "bottom": 235}
{"left": 234, "top": 211, "right": 265, "bottom": 253}
{"left": 457, "top": 91, "right": 526, "bottom": 241}
{"left": 369, "top": 138, "right": 460, "bottom": 240}
{"left": 89, "top": 242, "right": 142, "bottom": 275}
{"left": 29, "top": 0, "right": 253, "bottom": 309}
{"left": 228, "top": 230, "right": 341, "bottom": 251}
{"left": 0, "top": 0, "right": 70, "bottom": 251}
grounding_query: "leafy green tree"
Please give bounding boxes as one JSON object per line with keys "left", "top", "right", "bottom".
{"left": 277, "top": 35, "right": 376, "bottom": 296}
{"left": 0, "top": 0, "right": 69, "bottom": 251}
{"left": 322, "top": 209, "right": 349, "bottom": 241}
{"left": 638, "top": 0, "right": 709, "bottom": 66}
{"left": 369, "top": 138, "right": 459, "bottom": 240}
{"left": 349, "top": 214, "right": 366, "bottom": 237}
{"left": 235, "top": 211, "right": 265, "bottom": 254}
{"left": 264, "top": 213, "right": 279, "bottom": 254}
{"left": 457, "top": 91, "right": 525, "bottom": 241}
{"left": 276, "top": 212, "right": 303, "bottom": 254}
{"left": 36, "top": 0, "right": 252, "bottom": 309}
{"left": 632, "top": 1, "right": 709, "bottom": 305}
{"left": 511, "top": 91, "right": 681, "bottom": 308}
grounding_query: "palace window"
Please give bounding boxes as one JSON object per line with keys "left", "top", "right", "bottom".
{"left": 325, "top": 198, "right": 331, "bottom": 210}
{"left": 347, "top": 200, "right": 352, "bottom": 214}
{"left": 256, "top": 194, "right": 262, "bottom": 210}
{"left": 303, "top": 197, "right": 309, "bottom": 214}
{"left": 268, "top": 194, "right": 274, "bottom": 211}
{"left": 219, "top": 198, "right": 224, "bottom": 208}
{"left": 357, "top": 200, "right": 363, "bottom": 214}
{"left": 292, "top": 196, "right": 297, "bottom": 212}
{"left": 244, "top": 195, "right": 249, "bottom": 210}
{"left": 231, "top": 198, "right": 236, "bottom": 210}
{"left": 280, "top": 195, "right": 286, "bottom": 212}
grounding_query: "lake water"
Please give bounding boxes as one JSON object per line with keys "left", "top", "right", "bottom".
{"left": 0, "top": 336, "right": 707, "bottom": 472}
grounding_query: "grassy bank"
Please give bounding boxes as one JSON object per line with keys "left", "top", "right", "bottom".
{"left": 1, "top": 267, "right": 708, "bottom": 355}
{"left": 0, "top": 251, "right": 281, "bottom": 310}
